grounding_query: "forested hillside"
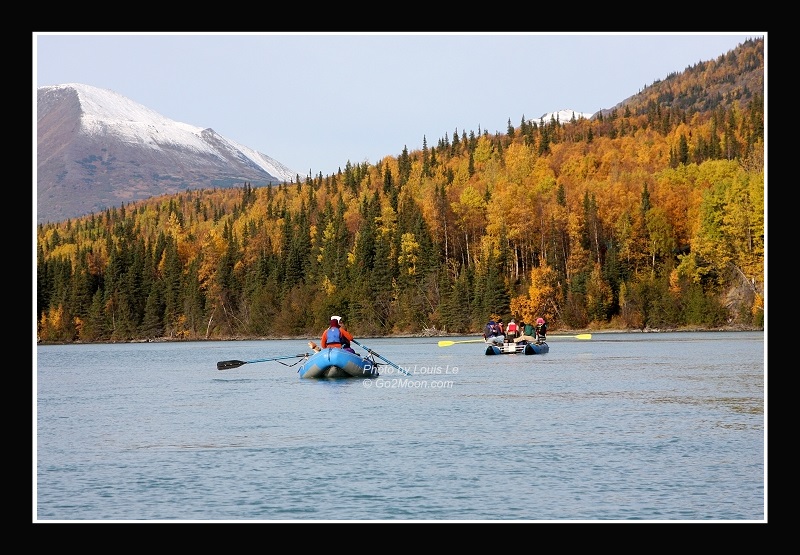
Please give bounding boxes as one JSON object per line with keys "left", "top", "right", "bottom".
{"left": 36, "top": 38, "right": 765, "bottom": 342}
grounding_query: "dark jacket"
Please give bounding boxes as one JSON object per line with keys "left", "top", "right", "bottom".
{"left": 483, "top": 320, "right": 501, "bottom": 338}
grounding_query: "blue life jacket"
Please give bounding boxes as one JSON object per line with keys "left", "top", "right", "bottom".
{"left": 327, "top": 326, "right": 342, "bottom": 344}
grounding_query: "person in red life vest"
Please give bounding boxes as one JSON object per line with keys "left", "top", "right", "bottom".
{"left": 506, "top": 318, "right": 519, "bottom": 340}
{"left": 321, "top": 317, "right": 354, "bottom": 350}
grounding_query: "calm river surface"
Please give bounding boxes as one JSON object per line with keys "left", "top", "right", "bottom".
{"left": 34, "top": 331, "right": 766, "bottom": 522}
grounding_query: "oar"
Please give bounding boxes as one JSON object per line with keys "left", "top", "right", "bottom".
{"left": 548, "top": 334, "right": 592, "bottom": 340}
{"left": 217, "top": 353, "right": 309, "bottom": 370}
{"left": 437, "top": 339, "right": 486, "bottom": 347}
{"left": 438, "top": 333, "right": 592, "bottom": 346}
{"left": 350, "top": 339, "right": 411, "bottom": 376}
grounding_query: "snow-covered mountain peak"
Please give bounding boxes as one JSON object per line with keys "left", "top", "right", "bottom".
{"left": 38, "top": 83, "right": 297, "bottom": 182}
{"left": 537, "top": 109, "right": 594, "bottom": 123}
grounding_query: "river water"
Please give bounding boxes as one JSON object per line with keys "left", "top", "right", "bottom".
{"left": 34, "top": 331, "right": 766, "bottom": 522}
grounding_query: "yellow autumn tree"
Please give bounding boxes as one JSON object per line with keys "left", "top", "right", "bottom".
{"left": 38, "top": 304, "right": 76, "bottom": 343}
{"left": 509, "top": 263, "right": 561, "bottom": 326}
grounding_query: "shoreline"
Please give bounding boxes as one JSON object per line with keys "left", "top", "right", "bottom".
{"left": 36, "top": 325, "right": 764, "bottom": 346}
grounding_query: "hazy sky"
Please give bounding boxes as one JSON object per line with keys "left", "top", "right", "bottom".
{"left": 34, "top": 32, "right": 763, "bottom": 178}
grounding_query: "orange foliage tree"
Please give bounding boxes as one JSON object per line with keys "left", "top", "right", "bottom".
{"left": 509, "top": 263, "right": 562, "bottom": 326}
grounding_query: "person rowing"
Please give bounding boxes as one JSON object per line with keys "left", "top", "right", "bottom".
{"left": 321, "top": 316, "right": 356, "bottom": 352}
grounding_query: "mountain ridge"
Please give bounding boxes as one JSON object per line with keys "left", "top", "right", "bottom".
{"left": 37, "top": 83, "right": 298, "bottom": 224}
{"left": 37, "top": 34, "right": 762, "bottom": 225}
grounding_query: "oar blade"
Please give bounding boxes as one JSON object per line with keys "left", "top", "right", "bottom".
{"left": 217, "top": 353, "right": 310, "bottom": 371}
{"left": 439, "top": 339, "right": 486, "bottom": 346}
{"left": 217, "top": 360, "right": 247, "bottom": 370}
{"left": 547, "top": 333, "right": 592, "bottom": 340}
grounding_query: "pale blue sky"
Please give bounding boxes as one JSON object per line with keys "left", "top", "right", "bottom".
{"left": 34, "top": 32, "right": 763, "bottom": 178}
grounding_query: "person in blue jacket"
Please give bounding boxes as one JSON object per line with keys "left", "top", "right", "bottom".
{"left": 483, "top": 319, "right": 504, "bottom": 346}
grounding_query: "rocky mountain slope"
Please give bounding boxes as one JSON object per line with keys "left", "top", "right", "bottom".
{"left": 37, "top": 83, "right": 298, "bottom": 224}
